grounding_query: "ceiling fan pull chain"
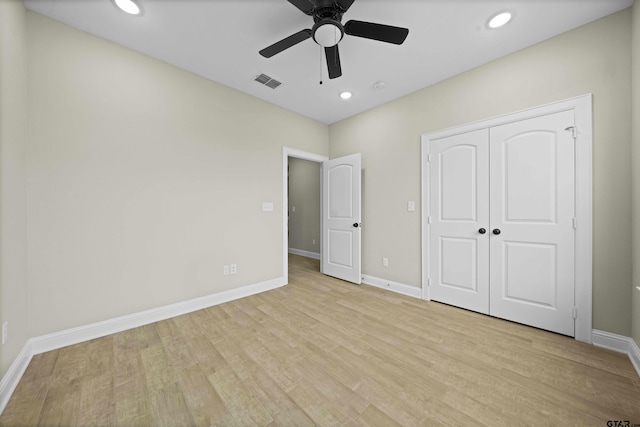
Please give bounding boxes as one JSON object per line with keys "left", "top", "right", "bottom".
{"left": 319, "top": 46, "right": 324, "bottom": 85}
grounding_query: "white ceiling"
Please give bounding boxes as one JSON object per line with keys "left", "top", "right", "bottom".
{"left": 23, "top": 0, "right": 633, "bottom": 124}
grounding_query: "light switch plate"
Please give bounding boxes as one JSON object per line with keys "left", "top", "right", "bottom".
{"left": 408, "top": 201, "right": 415, "bottom": 212}
{"left": 263, "top": 202, "right": 274, "bottom": 212}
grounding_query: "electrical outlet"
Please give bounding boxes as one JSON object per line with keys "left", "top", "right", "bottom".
{"left": 312, "top": 239, "right": 316, "bottom": 245}
{"left": 2, "top": 322, "right": 8, "bottom": 345}
{"left": 223, "top": 265, "right": 230, "bottom": 276}
{"left": 408, "top": 201, "right": 415, "bottom": 212}
{"left": 383, "top": 258, "right": 389, "bottom": 267}
{"left": 230, "top": 264, "right": 237, "bottom": 274}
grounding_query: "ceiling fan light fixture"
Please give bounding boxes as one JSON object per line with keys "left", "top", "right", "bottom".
{"left": 313, "top": 21, "right": 344, "bottom": 47}
{"left": 488, "top": 11, "right": 512, "bottom": 29}
{"left": 114, "top": 0, "right": 141, "bottom": 15}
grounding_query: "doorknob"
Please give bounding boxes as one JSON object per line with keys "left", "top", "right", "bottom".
{"left": 493, "top": 228, "right": 501, "bottom": 235}
{"left": 353, "top": 223, "right": 361, "bottom": 228}
{"left": 478, "top": 228, "right": 486, "bottom": 234}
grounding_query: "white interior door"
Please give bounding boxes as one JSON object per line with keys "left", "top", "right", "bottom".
{"left": 321, "top": 153, "right": 361, "bottom": 284}
{"left": 429, "top": 129, "right": 490, "bottom": 313}
{"left": 489, "top": 111, "right": 575, "bottom": 336}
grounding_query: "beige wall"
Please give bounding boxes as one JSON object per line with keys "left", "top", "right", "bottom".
{"left": 330, "top": 10, "right": 633, "bottom": 336}
{"left": 26, "top": 12, "right": 329, "bottom": 337}
{"left": 288, "top": 158, "right": 321, "bottom": 254}
{"left": 0, "top": 0, "right": 29, "bottom": 378}
{"left": 632, "top": 0, "right": 640, "bottom": 348}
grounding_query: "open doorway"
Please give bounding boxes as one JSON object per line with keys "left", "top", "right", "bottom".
{"left": 282, "top": 148, "right": 328, "bottom": 284}
{"left": 288, "top": 157, "right": 321, "bottom": 269}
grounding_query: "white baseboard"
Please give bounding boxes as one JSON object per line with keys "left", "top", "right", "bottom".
{"left": 0, "top": 342, "right": 33, "bottom": 416}
{"left": 361, "top": 274, "right": 421, "bottom": 299}
{"left": 0, "top": 277, "right": 285, "bottom": 415}
{"left": 288, "top": 248, "right": 320, "bottom": 260}
{"left": 592, "top": 329, "right": 640, "bottom": 378}
{"left": 31, "top": 277, "right": 285, "bottom": 355}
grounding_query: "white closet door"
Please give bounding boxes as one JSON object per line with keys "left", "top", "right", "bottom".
{"left": 429, "top": 129, "right": 490, "bottom": 313}
{"left": 489, "top": 111, "right": 576, "bottom": 336}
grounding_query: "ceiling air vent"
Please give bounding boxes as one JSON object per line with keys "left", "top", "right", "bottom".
{"left": 255, "top": 73, "right": 281, "bottom": 89}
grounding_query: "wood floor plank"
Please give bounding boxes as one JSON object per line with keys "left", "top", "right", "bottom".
{"left": 352, "top": 404, "right": 404, "bottom": 427}
{"left": 351, "top": 375, "right": 427, "bottom": 427}
{"left": 241, "top": 370, "right": 316, "bottom": 427}
{"left": 291, "top": 360, "right": 370, "bottom": 419}
{"left": 20, "top": 351, "right": 59, "bottom": 383}
{"left": 150, "top": 382, "right": 196, "bottom": 427}
{"left": 114, "top": 376, "right": 153, "bottom": 426}
{"left": 36, "top": 380, "right": 82, "bottom": 426}
{"left": 207, "top": 366, "right": 273, "bottom": 426}
{"left": 77, "top": 373, "right": 116, "bottom": 426}
{"left": 175, "top": 366, "right": 228, "bottom": 425}
{"left": 287, "top": 377, "right": 352, "bottom": 426}
{"left": 0, "top": 376, "right": 49, "bottom": 426}
{"left": 140, "top": 343, "right": 179, "bottom": 393}
{"left": 2, "top": 254, "right": 639, "bottom": 426}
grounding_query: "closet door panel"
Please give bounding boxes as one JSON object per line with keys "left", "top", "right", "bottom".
{"left": 489, "top": 111, "right": 576, "bottom": 336}
{"left": 429, "top": 129, "right": 490, "bottom": 314}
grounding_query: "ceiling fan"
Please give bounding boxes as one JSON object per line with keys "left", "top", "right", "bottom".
{"left": 259, "top": 0, "right": 409, "bottom": 80}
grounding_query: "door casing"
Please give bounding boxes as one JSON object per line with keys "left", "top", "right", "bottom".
{"left": 421, "top": 94, "right": 593, "bottom": 343}
{"left": 282, "top": 147, "right": 328, "bottom": 285}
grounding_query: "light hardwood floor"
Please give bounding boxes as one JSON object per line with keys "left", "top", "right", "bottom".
{"left": 1, "top": 254, "right": 639, "bottom": 426}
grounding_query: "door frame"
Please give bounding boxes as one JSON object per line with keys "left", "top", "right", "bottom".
{"left": 282, "top": 147, "right": 329, "bottom": 285}
{"left": 421, "top": 94, "right": 593, "bottom": 343}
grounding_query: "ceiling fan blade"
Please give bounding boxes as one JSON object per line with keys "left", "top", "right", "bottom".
{"left": 287, "top": 0, "right": 315, "bottom": 15}
{"left": 325, "top": 45, "right": 342, "bottom": 79}
{"left": 259, "top": 29, "right": 312, "bottom": 58}
{"left": 344, "top": 20, "right": 409, "bottom": 45}
{"left": 335, "top": 0, "right": 356, "bottom": 13}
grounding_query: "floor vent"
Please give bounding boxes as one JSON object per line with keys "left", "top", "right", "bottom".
{"left": 255, "top": 73, "right": 281, "bottom": 89}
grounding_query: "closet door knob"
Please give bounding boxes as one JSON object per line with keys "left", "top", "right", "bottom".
{"left": 493, "top": 228, "right": 501, "bottom": 235}
{"left": 478, "top": 228, "right": 486, "bottom": 234}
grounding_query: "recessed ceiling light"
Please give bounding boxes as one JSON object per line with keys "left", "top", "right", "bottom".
{"left": 340, "top": 91, "right": 352, "bottom": 100}
{"left": 488, "top": 12, "right": 512, "bottom": 29}
{"left": 373, "top": 81, "right": 386, "bottom": 90}
{"left": 114, "top": 0, "right": 141, "bottom": 15}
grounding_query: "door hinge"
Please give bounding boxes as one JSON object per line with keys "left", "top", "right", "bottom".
{"left": 427, "top": 154, "right": 432, "bottom": 162}
{"left": 565, "top": 126, "right": 576, "bottom": 139}
{"left": 572, "top": 217, "right": 577, "bottom": 229}
{"left": 427, "top": 278, "right": 431, "bottom": 287}
{"left": 572, "top": 307, "right": 578, "bottom": 319}
{"left": 427, "top": 216, "right": 432, "bottom": 224}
